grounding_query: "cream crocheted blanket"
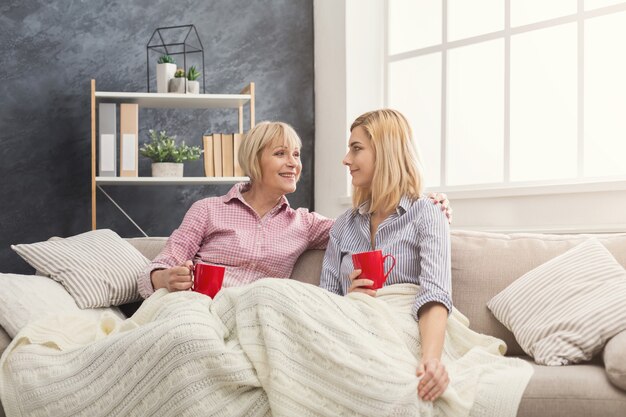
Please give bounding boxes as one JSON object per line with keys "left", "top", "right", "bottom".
{"left": 0, "top": 280, "right": 532, "bottom": 417}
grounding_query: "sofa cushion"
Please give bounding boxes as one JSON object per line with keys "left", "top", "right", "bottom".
{"left": 450, "top": 230, "right": 626, "bottom": 356}
{"left": 291, "top": 249, "right": 325, "bottom": 285}
{"left": 518, "top": 358, "right": 626, "bottom": 417}
{"left": 487, "top": 238, "right": 626, "bottom": 365}
{"left": 0, "top": 273, "right": 123, "bottom": 337}
{"left": 604, "top": 330, "right": 626, "bottom": 391}
{"left": 126, "top": 236, "right": 168, "bottom": 261}
{"left": 12, "top": 229, "right": 149, "bottom": 308}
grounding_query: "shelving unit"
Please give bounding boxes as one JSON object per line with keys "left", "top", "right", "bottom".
{"left": 90, "top": 79, "right": 255, "bottom": 234}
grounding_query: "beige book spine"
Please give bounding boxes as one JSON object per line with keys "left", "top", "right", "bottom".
{"left": 233, "top": 133, "right": 245, "bottom": 177}
{"left": 203, "top": 135, "right": 214, "bottom": 177}
{"left": 212, "top": 133, "right": 223, "bottom": 177}
{"left": 119, "top": 103, "right": 138, "bottom": 177}
{"left": 221, "top": 133, "right": 234, "bottom": 177}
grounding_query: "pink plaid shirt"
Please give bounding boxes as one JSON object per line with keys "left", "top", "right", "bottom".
{"left": 137, "top": 183, "right": 333, "bottom": 298}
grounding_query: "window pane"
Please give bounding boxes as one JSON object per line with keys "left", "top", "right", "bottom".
{"left": 511, "top": 0, "right": 577, "bottom": 27}
{"left": 585, "top": 0, "right": 625, "bottom": 10}
{"left": 510, "top": 24, "right": 578, "bottom": 181}
{"left": 388, "top": 0, "right": 441, "bottom": 54}
{"left": 448, "top": 0, "right": 504, "bottom": 42}
{"left": 388, "top": 54, "right": 442, "bottom": 187}
{"left": 447, "top": 40, "right": 504, "bottom": 186}
{"left": 584, "top": 11, "right": 626, "bottom": 177}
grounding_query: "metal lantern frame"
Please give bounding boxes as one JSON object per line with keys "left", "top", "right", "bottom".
{"left": 146, "top": 24, "right": 205, "bottom": 93}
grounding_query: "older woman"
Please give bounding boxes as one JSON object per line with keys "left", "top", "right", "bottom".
{"left": 138, "top": 121, "right": 451, "bottom": 298}
{"left": 320, "top": 109, "right": 451, "bottom": 402}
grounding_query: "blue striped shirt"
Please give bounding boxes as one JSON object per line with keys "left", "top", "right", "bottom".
{"left": 319, "top": 195, "right": 452, "bottom": 320}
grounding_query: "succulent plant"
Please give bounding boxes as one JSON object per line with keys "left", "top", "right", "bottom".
{"left": 187, "top": 65, "right": 201, "bottom": 81}
{"left": 140, "top": 129, "right": 202, "bottom": 163}
{"left": 157, "top": 55, "right": 175, "bottom": 64}
{"left": 174, "top": 69, "right": 186, "bottom": 78}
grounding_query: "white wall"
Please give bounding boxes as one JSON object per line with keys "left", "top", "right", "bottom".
{"left": 314, "top": 1, "right": 626, "bottom": 232}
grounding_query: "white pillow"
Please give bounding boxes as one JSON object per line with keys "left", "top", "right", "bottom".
{"left": 11, "top": 229, "right": 149, "bottom": 308}
{"left": 0, "top": 273, "right": 123, "bottom": 338}
{"left": 487, "top": 238, "right": 626, "bottom": 365}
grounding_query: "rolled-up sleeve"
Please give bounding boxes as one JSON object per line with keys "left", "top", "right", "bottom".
{"left": 411, "top": 203, "right": 452, "bottom": 320}
{"left": 137, "top": 200, "right": 209, "bottom": 298}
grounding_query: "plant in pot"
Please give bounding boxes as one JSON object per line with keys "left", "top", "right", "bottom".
{"left": 156, "top": 55, "right": 176, "bottom": 94}
{"left": 140, "top": 129, "right": 203, "bottom": 177}
{"left": 186, "top": 65, "right": 201, "bottom": 94}
{"left": 168, "top": 69, "right": 186, "bottom": 93}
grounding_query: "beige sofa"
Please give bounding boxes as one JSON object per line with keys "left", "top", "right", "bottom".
{"left": 1, "top": 230, "right": 625, "bottom": 417}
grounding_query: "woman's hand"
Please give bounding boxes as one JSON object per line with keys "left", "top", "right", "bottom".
{"left": 347, "top": 269, "right": 377, "bottom": 297}
{"left": 151, "top": 260, "right": 194, "bottom": 292}
{"left": 417, "top": 358, "right": 449, "bottom": 401}
{"left": 427, "top": 192, "right": 453, "bottom": 224}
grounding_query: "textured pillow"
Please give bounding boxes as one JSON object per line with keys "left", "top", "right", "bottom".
{"left": 0, "top": 273, "right": 123, "bottom": 337}
{"left": 604, "top": 330, "right": 626, "bottom": 390}
{"left": 12, "top": 229, "right": 149, "bottom": 308}
{"left": 487, "top": 238, "right": 626, "bottom": 365}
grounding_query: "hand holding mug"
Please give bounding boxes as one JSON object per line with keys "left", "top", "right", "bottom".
{"left": 151, "top": 260, "right": 194, "bottom": 292}
{"left": 347, "top": 269, "right": 377, "bottom": 297}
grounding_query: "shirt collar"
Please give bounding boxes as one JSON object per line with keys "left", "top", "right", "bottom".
{"left": 222, "top": 182, "right": 291, "bottom": 212}
{"left": 356, "top": 195, "right": 413, "bottom": 216}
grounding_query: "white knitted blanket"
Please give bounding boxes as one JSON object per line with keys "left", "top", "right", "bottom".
{"left": 0, "top": 279, "right": 532, "bottom": 417}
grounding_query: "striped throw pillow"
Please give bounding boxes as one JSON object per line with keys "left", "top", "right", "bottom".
{"left": 487, "top": 238, "right": 626, "bottom": 365}
{"left": 12, "top": 229, "right": 149, "bottom": 308}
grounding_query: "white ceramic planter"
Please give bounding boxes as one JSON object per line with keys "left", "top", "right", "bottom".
{"left": 187, "top": 80, "right": 200, "bottom": 94}
{"left": 152, "top": 162, "right": 184, "bottom": 177}
{"left": 156, "top": 63, "right": 176, "bottom": 94}
{"left": 169, "top": 78, "right": 186, "bottom": 93}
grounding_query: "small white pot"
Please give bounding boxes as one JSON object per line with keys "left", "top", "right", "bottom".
{"left": 187, "top": 80, "right": 200, "bottom": 94}
{"left": 152, "top": 162, "right": 184, "bottom": 177}
{"left": 156, "top": 63, "right": 176, "bottom": 94}
{"left": 168, "top": 78, "right": 186, "bottom": 93}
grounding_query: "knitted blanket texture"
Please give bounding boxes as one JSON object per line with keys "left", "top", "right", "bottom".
{"left": 0, "top": 279, "right": 532, "bottom": 417}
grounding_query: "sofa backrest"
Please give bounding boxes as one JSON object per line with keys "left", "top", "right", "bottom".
{"left": 450, "top": 230, "right": 626, "bottom": 355}
{"left": 127, "top": 230, "right": 626, "bottom": 357}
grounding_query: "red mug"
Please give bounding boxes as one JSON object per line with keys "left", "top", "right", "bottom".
{"left": 191, "top": 263, "right": 225, "bottom": 298}
{"left": 351, "top": 250, "right": 396, "bottom": 290}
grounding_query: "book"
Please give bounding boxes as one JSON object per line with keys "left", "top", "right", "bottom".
{"left": 98, "top": 103, "right": 116, "bottom": 177}
{"left": 119, "top": 103, "right": 138, "bottom": 177}
{"left": 212, "top": 133, "right": 223, "bottom": 177}
{"left": 233, "top": 133, "right": 245, "bottom": 177}
{"left": 221, "top": 134, "right": 234, "bottom": 177}
{"left": 202, "top": 135, "right": 214, "bottom": 177}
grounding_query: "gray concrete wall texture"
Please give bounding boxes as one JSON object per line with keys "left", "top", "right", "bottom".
{"left": 0, "top": 0, "right": 315, "bottom": 273}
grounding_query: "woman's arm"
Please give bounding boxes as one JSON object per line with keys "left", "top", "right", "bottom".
{"left": 137, "top": 200, "right": 209, "bottom": 298}
{"left": 416, "top": 302, "right": 449, "bottom": 401}
{"left": 319, "top": 225, "right": 345, "bottom": 295}
{"left": 306, "top": 211, "right": 335, "bottom": 250}
{"left": 413, "top": 202, "right": 452, "bottom": 401}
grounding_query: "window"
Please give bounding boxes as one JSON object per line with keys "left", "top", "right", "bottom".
{"left": 386, "top": 0, "right": 626, "bottom": 190}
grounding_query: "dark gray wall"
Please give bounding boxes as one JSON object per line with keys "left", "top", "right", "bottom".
{"left": 0, "top": 0, "right": 315, "bottom": 273}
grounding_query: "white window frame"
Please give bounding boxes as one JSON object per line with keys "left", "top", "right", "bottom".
{"left": 384, "top": 0, "right": 626, "bottom": 199}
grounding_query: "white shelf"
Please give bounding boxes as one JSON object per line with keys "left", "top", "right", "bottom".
{"left": 96, "top": 176, "right": 249, "bottom": 186}
{"left": 95, "top": 91, "right": 251, "bottom": 109}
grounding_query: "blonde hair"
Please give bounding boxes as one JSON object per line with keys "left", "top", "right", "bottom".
{"left": 350, "top": 109, "right": 424, "bottom": 214}
{"left": 238, "top": 121, "right": 302, "bottom": 182}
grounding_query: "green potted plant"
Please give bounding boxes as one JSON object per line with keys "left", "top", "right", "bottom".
{"left": 156, "top": 55, "right": 176, "bottom": 94}
{"left": 168, "top": 68, "right": 187, "bottom": 93}
{"left": 186, "top": 65, "right": 201, "bottom": 94}
{"left": 140, "top": 129, "right": 203, "bottom": 177}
